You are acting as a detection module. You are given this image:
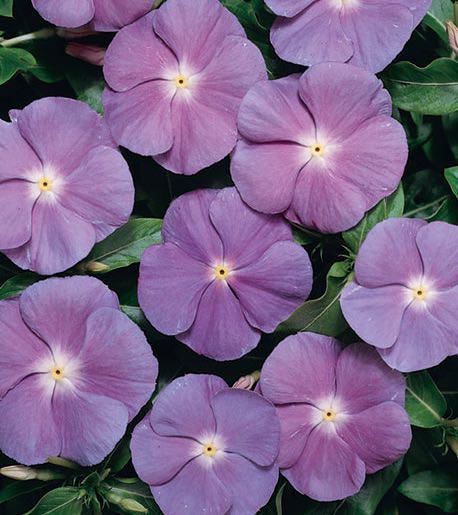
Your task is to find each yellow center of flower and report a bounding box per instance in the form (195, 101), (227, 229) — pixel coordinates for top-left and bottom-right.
(175, 75), (188, 89)
(38, 177), (53, 192)
(412, 286), (428, 301)
(310, 143), (325, 157)
(322, 409), (336, 422)
(214, 264), (230, 281)
(51, 366), (65, 381)
(202, 443), (217, 457)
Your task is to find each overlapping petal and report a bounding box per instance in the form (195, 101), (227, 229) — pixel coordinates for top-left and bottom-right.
(32, 0), (94, 28)
(92, 0), (152, 31)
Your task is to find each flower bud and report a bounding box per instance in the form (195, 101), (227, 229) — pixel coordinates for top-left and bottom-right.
(80, 260), (110, 273)
(56, 25), (98, 39)
(446, 21), (458, 56)
(66, 43), (106, 67)
(0, 466), (65, 481)
(232, 371), (260, 390)
(105, 491), (148, 513)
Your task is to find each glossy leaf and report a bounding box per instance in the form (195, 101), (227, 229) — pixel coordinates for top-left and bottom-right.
(0, 273), (41, 301)
(445, 166), (458, 198)
(0, 47), (36, 85)
(422, 0), (453, 43)
(24, 487), (85, 515)
(405, 371), (447, 428)
(0, 0), (13, 17)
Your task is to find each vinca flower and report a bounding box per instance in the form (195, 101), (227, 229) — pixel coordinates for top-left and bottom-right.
(260, 333), (411, 501)
(266, 0), (431, 72)
(32, 0), (152, 31)
(131, 374), (280, 515)
(231, 63), (407, 233)
(102, 0), (266, 175)
(341, 218), (458, 372)
(0, 97), (134, 275)
(138, 187), (313, 361)
(0, 277), (158, 466)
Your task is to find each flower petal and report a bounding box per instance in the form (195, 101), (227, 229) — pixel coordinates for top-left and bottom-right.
(0, 375), (60, 465)
(229, 241), (312, 332)
(103, 13), (178, 92)
(150, 374), (227, 439)
(283, 425), (366, 501)
(209, 188), (293, 268)
(340, 282), (411, 349)
(93, 0), (152, 31)
(19, 276), (118, 358)
(178, 280), (260, 361)
(396, 0), (431, 25)
(162, 189), (223, 265)
(260, 333), (340, 406)
(32, 0), (94, 28)
(103, 81), (174, 157)
(58, 146), (134, 241)
(0, 299), (52, 397)
(336, 402), (411, 474)
(138, 243), (212, 335)
(354, 218), (426, 288)
(335, 343), (407, 413)
(211, 389), (280, 466)
(265, 0), (313, 17)
(426, 286), (458, 342)
(131, 417), (199, 486)
(78, 308), (158, 420)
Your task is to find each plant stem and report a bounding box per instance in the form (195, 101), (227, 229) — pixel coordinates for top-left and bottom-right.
(0, 28), (55, 48)
(403, 194), (450, 218)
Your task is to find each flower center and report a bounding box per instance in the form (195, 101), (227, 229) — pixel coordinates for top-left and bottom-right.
(202, 442), (217, 457)
(310, 143), (325, 157)
(174, 74), (188, 89)
(412, 285), (428, 301)
(322, 408), (336, 422)
(38, 177), (53, 192)
(51, 366), (65, 381)
(214, 264), (230, 281)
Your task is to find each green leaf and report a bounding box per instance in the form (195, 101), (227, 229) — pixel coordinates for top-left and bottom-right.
(80, 218), (162, 274)
(343, 185), (404, 254)
(429, 196), (458, 224)
(445, 166), (458, 198)
(398, 469), (458, 512)
(277, 261), (350, 337)
(0, 0), (13, 17)
(24, 487), (85, 515)
(0, 273), (41, 300)
(405, 371), (447, 428)
(100, 477), (161, 514)
(0, 481), (51, 504)
(0, 47), (36, 85)
(104, 436), (132, 474)
(383, 59), (458, 115)
(422, 0), (453, 43)
(65, 60), (105, 114)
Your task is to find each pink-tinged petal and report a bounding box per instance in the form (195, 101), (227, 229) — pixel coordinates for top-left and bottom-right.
(335, 116), (407, 208)
(151, 374), (227, 439)
(299, 63), (392, 141)
(276, 404), (321, 468)
(58, 146), (134, 241)
(229, 241), (312, 332)
(151, 456), (232, 515)
(0, 120), (41, 181)
(103, 13), (178, 92)
(335, 343), (407, 413)
(211, 389), (280, 466)
(396, 0), (432, 25)
(19, 276), (119, 358)
(17, 97), (114, 177)
(32, 0), (94, 28)
(103, 81), (174, 157)
(93, 0), (152, 31)
(0, 376), (60, 465)
(53, 387), (128, 466)
(284, 425), (366, 501)
(379, 304), (456, 372)
(209, 188), (292, 268)
(0, 180), (36, 249)
(162, 189), (223, 264)
(260, 333), (340, 406)
(5, 197), (96, 275)
(231, 140), (307, 214)
(341, 3), (414, 73)
(236, 75), (314, 144)
(0, 300), (51, 397)
(340, 283), (411, 349)
(426, 287), (458, 341)
(337, 402), (411, 474)
(354, 218), (426, 288)
(416, 222), (458, 289)
(152, 0), (244, 73)
(214, 453), (278, 515)
(265, 0), (313, 17)
(270, 3), (353, 68)
(287, 158), (368, 234)
(178, 280), (260, 361)
(138, 243), (212, 335)
(131, 418), (199, 486)
(78, 308), (157, 420)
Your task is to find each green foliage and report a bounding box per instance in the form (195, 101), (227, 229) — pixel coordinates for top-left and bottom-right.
(24, 487), (85, 515)
(445, 166), (458, 198)
(0, 47), (35, 85)
(405, 371), (447, 428)
(0, 0), (13, 17)
(0, 272), (41, 301)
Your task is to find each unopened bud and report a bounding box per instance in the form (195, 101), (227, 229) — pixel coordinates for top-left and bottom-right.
(447, 435), (458, 458)
(0, 466), (65, 481)
(105, 491), (147, 513)
(56, 25), (98, 39)
(446, 21), (458, 56)
(80, 260), (109, 273)
(66, 43), (106, 66)
(233, 371), (260, 390)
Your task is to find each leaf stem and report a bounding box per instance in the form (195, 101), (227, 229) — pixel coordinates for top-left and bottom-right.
(0, 28), (56, 48)
(403, 194), (450, 217)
